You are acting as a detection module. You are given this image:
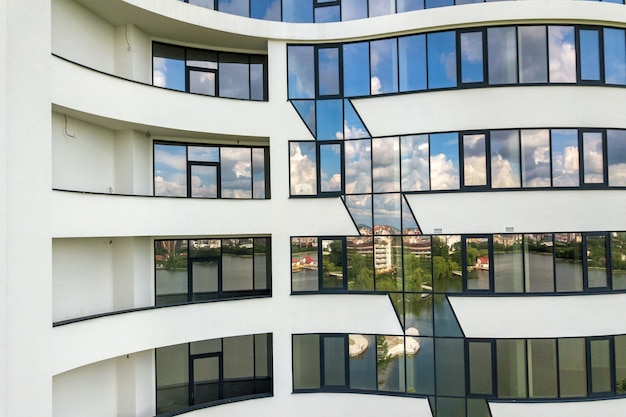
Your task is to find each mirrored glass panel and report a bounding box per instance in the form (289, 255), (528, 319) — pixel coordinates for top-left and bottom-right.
(496, 339), (527, 398)
(370, 38), (399, 94)
(320, 143), (343, 193)
(406, 336), (434, 395)
(427, 31), (457, 89)
(463, 134), (487, 186)
(401, 135), (430, 191)
(586, 234), (608, 288)
(324, 336), (347, 386)
(218, 0), (248, 16)
(344, 139), (372, 194)
(524, 233), (555, 293)
(433, 236), (462, 293)
(288, 46), (315, 99)
(369, 0), (396, 16)
(579, 29), (601, 81)
(290, 142), (317, 195)
(460, 31), (484, 84)
(154, 144), (187, 197)
(527, 339), (558, 398)
(252, 148), (267, 199)
(189, 70), (216, 95)
(222, 240), (254, 292)
(465, 237), (490, 291)
(155, 240), (189, 305)
(494, 234), (524, 293)
(347, 236), (374, 290)
(190, 165), (218, 198)
(291, 237), (319, 291)
(554, 233), (583, 292)
(322, 239), (345, 289)
(551, 129), (579, 187)
(373, 193), (402, 233)
(430, 132), (460, 190)
(219, 54), (250, 99)
(318, 47), (340, 96)
(521, 129), (551, 187)
(348, 334), (376, 389)
(251, 0), (281, 20)
(220, 148), (252, 198)
(374, 236), (402, 291)
(435, 337), (465, 396)
(342, 0), (368, 21)
(345, 194), (373, 232)
(317, 99), (344, 140)
(607, 130), (626, 186)
(315, 5), (340, 22)
(397, 0), (424, 11)
(377, 335), (406, 392)
(558, 338), (587, 398)
(282, 0), (313, 22)
(518, 26), (548, 83)
(343, 42), (371, 97)
(604, 28), (626, 85)
(153, 43), (185, 91)
(611, 233), (626, 290)
(488, 27), (517, 84)
(469, 341), (493, 395)
(491, 130), (521, 188)
(590, 339), (612, 393)
(548, 26), (576, 83)
(372, 137), (400, 192)
(583, 131), (605, 184)
(293, 334), (321, 389)
(399, 34), (427, 92)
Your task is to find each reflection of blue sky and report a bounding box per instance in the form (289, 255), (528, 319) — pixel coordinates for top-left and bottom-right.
(320, 144), (342, 192)
(429, 132), (459, 190)
(345, 194), (373, 229)
(521, 130), (551, 187)
(282, 0), (313, 22)
(315, 5), (340, 22)
(490, 130), (521, 188)
(317, 99), (343, 140)
(342, 0), (367, 21)
(153, 57), (185, 91)
(344, 100), (370, 138)
(548, 26), (576, 82)
(427, 31), (457, 89)
(374, 193), (401, 232)
(604, 28), (626, 85)
(401, 135), (429, 191)
(219, 62), (250, 99)
(218, 0), (248, 16)
(343, 42), (370, 97)
(154, 144), (187, 196)
(399, 35), (426, 92)
(460, 32), (483, 83)
(251, 0), (281, 20)
(288, 46), (314, 99)
(607, 130), (626, 186)
(397, 0), (424, 11)
(290, 142), (317, 195)
(345, 139), (372, 194)
(369, 0), (395, 17)
(551, 130), (579, 187)
(579, 30), (601, 81)
(370, 38), (398, 94)
(292, 100), (316, 136)
(372, 137), (400, 193)
(190, 165), (218, 198)
(318, 48), (340, 96)
(463, 134), (487, 186)
(188, 146), (219, 162)
(221, 148), (252, 198)
(425, 0), (453, 8)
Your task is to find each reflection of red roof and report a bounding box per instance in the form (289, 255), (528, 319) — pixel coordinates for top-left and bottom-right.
(477, 257), (489, 264)
(155, 255), (165, 260)
(302, 256), (315, 264)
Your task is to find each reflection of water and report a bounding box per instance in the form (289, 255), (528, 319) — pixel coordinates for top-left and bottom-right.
(292, 251), (319, 291)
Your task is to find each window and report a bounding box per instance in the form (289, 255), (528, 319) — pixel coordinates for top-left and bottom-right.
(154, 142), (270, 199)
(155, 238), (271, 305)
(156, 334), (272, 415)
(153, 42), (268, 100)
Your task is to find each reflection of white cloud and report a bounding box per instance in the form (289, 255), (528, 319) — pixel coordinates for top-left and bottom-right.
(155, 174), (186, 197)
(191, 175), (218, 197)
(464, 156), (487, 186)
(290, 143), (316, 195)
(154, 148), (186, 171)
(340, 121), (368, 139)
(400, 138), (429, 191)
(491, 155), (519, 188)
(371, 76), (382, 95)
(442, 52), (456, 82)
(552, 145), (580, 187)
(262, 0), (281, 20)
(372, 138), (400, 192)
(461, 35), (482, 63)
(322, 173), (342, 192)
(609, 163), (626, 186)
(233, 160), (251, 178)
(153, 57), (167, 87)
(369, 0), (395, 17)
(345, 139), (372, 194)
(430, 153), (459, 190)
(549, 26), (576, 82)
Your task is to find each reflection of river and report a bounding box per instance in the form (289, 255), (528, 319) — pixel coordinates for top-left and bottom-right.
(292, 251), (319, 291)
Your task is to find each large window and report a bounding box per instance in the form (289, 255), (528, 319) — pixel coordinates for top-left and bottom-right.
(154, 141), (270, 199)
(153, 42), (268, 101)
(155, 238), (271, 305)
(156, 334), (273, 415)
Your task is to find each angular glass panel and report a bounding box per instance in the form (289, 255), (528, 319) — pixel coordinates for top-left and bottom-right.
(315, 5), (340, 22)
(527, 339), (558, 398)
(435, 337), (465, 396)
(377, 335), (406, 392)
(548, 26), (576, 83)
(322, 239), (344, 289)
(253, 238), (269, 290)
(324, 336), (346, 386)
(604, 28), (626, 85)
(370, 38), (399, 94)
(397, 0), (424, 11)
(494, 234), (524, 293)
(221, 147), (251, 198)
(345, 139), (372, 194)
(344, 194), (373, 231)
(318, 47), (340, 96)
(404, 295), (433, 336)
(373, 193), (402, 233)
(401, 196), (420, 234)
(434, 295), (463, 336)
(293, 335), (321, 389)
(435, 397), (465, 417)
(372, 137), (400, 192)
(290, 142), (317, 196)
(615, 335), (626, 394)
(590, 339), (612, 394)
(218, 0), (249, 16)
(219, 56), (250, 99)
(401, 134), (430, 191)
(369, 0), (396, 16)
(153, 43), (185, 91)
(463, 134), (487, 186)
(521, 129), (551, 187)
(488, 27), (517, 84)
(433, 235), (462, 292)
(406, 337), (434, 395)
(342, 0), (368, 21)
(252, 148), (266, 199)
(399, 34), (427, 92)
(465, 237), (490, 291)
(427, 31), (457, 89)
(518, 26), (548, 83)
(190, 165), (218, 198)
(551, 129), (580, 187)
(156, 344), (189, 414)
(349, 334), (376, 389)
(317, 99), (343, 140)
(347, 236), (374, 290)
(467, 399), (490, 417)
(586, 234), (608, 288)
(155, 240), (189, 305)
(580, 29), (601, 81)
(460, 31), (484, 83)
(189, 70), (216, 95)
(469, 341), (493, 395)
(524, 233), (555, 293)
(607, 129), (626, 186)
(611, 232), (626, 290)
(343, 42), (371, 97)
(497, 339), (527, 398)
(319, 143), (342, 193)
(491, 130), (521, 188)
(582, 131), (605, 184)
(292, 100), (316, 136)
(251, 0), (281, 21)
(188, 146), (219, 162)
(343, 100), (370, 138)
(554, 233), (583, 292)
(282, 0), (313, 22)
(558, 338), (587, 397)
(288, 46), (315, 99)
(374, 236), (402, 291)
(154, 144), (187, 197)
(291, 237), (319, 292)
(430, 132), (460, 190)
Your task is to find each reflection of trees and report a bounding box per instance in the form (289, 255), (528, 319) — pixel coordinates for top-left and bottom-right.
(612, 233), (626, 272)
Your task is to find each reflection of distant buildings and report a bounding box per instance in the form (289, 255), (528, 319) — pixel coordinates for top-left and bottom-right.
(475, 256), (489, 270)
(292, 256), (317, 271)
(292, 237), (318, 249)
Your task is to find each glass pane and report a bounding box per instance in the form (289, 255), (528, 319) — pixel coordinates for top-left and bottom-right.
(188, 146), (219, 162)
(317, 99), (343, 140)
(524, 233), (555, 293)
(590, 339), (612, 393)
(343, 42), (370, 96)
(426, 0), (453, 7)
(554, 233), (583, 292)
(582, 131), (605, 184)
(347, 236), (374, 290)
(252, 148), (266, 199)
(189, 70), (216, 95)
(467, 399), (490, 417)
(250, 59), (265, 101)
(493, 234), (523, 293)
(374, 236), (403, 291)
(488, 27), (517, 84)
(521, 129), (551, 188)
(370, 38), (399, 94)
(604, 28), (626, 85)
(342, 0), (368, 20)
(250, 0), (281, 20)
(615, 335), (626, 394)
(221, 148), (252, 198)
(293, 334), (321, 389)
(469, 341), (493, 395)
(373, 193), (402, 233)
(427, 31), (457, 89)
(406, 336), (434, 395)
(460, 31), (484, 83)
(156, 344), (189, 414)
(187, 49), (218, 69)
(377, 335), (406, 392)
(223, 335), (254, 380)
(288, 46), (315, 99)
(324, 336), (346, 386)
(491, 130), (521, 188)
(399, 34), (427, 92)
(548, 26), (576, 83)
(369, 0), (395, 16)
(435, 338), (465, 396)
(318, 47), (340, 96)
(222, 240), (253, 292)
(465, 237), (490, 290)
(497, 339), (527, 398)
(401, 135), (430, 191)
(405, 294), (433, 337)
(155, 240), (189, 305)
(586, 234), (608, 288)
(192, 260), (219, 300)
(345, 139), (372, 194)
(349, 334), (376, 389)
(580, 29), (601, 81)
(430, 132), (460, 190)
(322, 239), (344, 289)
(154, 144), (187, 197)
(218, 0), (249, 16)
(320, 144), (342, 193)
(372, 137), (400, 192)
(434, 295), (463, 336)
(558, 338), (587, 397)
(463, 134), (487, 186)
(551, 129), (579, 187)
(433, 235), (462, 292)
(403, 235), (432, 292)
(255, 334), (271, 378)
(291, 237), (319, 292)
(398, 0), (424, 11)
(344, 194), (373, 231)
(190, 165), (218, 198)
(607, 130), (626, 186)
(188, 0), (215, 8)
(282, 0), (313, 22)
(343, 100), (369, 139)
(527, 339), (558, 398)
(518, 26), (548, 83)
(315, 5), (340, 22)
(219, 60), (250, 99)
(254, 238), (269, 290)
(153, 43), (185, 91)
(193, 356), (220, 404)
(290, 142), (317, 196)
(612, 232), (626, 290)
